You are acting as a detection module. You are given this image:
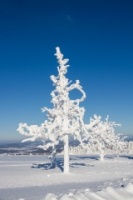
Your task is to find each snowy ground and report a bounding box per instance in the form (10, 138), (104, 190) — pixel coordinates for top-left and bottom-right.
(0, 154), (133, 200)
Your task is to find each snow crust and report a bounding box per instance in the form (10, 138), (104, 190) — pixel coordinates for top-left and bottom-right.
(44, 183), (133, 200)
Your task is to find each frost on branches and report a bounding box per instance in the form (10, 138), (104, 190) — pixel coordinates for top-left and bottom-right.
(17, 47), (87, 173)
(83, 115), (125, 161)
(17, 47), (125, 171)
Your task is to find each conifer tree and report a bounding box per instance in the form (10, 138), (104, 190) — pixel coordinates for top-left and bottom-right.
(17, 47), (87, 173)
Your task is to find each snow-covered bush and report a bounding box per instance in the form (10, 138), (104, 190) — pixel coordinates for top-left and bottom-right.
(83, 115), (125, 161)
(128, 141), (133, 154)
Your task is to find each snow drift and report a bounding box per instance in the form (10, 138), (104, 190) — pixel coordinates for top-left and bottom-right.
(44, 183), (133, 200)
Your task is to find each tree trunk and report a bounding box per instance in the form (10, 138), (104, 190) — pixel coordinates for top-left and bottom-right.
(100, 153), (104, 161)
(51, 148), (57, 168)
(64, 135), (69, 173)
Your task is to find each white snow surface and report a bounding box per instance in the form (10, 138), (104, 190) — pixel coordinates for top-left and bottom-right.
(0, 154), (133, 200)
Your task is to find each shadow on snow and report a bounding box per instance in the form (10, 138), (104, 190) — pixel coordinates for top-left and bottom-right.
(70, 162), (94, 168)
(120, 155), (133, 160)
(31, 158), (64, 172)
(31, 155), (133, 172)
(31, 156), (95, 171)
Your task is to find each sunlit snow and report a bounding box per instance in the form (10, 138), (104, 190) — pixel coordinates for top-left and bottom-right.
(0, 154), (133, 200)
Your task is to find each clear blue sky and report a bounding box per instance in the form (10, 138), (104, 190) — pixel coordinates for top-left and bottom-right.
(0, 0), (133, 142)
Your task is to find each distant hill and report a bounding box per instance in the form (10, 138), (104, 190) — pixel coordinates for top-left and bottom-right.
(0, 141), (63, 155)
(0, 136), (133, 155)
(125, 135), (133, 141)
(0, 141), (46, 155)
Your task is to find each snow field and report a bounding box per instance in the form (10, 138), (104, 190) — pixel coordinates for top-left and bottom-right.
(0, 154), (133, 200)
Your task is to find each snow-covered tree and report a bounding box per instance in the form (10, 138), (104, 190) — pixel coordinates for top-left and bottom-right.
(83, 115), (123, 161)
(17, 47), (87, 173)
